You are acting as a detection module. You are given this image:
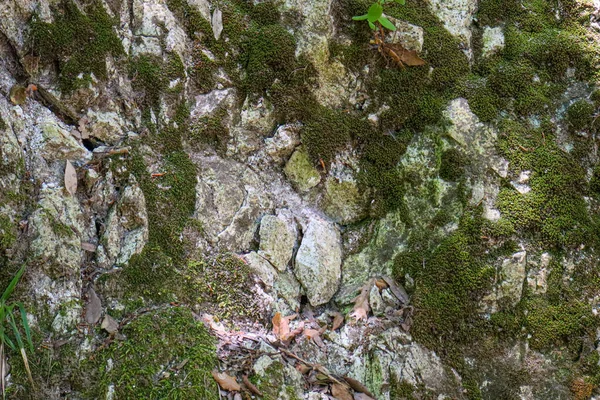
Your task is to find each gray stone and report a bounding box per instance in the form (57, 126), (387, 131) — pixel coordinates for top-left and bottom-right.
(264, 124), (301, 164)
(482, 26), (505, 57)
(258, 214), (297, 271)
(29, 187), (84, 276)
(294, 216), (342, 306)
(369, 285), (385, 317)
(193, 155), (272, 252)
(244, 251), (277, 288)
(98, 183), (148, 268)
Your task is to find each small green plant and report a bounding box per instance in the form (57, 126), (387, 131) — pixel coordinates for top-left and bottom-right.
(0, 265), (33, 398)
(352, 0), (405, 31)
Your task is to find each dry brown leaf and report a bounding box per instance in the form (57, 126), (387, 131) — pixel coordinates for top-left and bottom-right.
(211, 370), (241, 391)
(272, 312), (298, 340)
(331, 383), (354, 400)
(354, 393), (375, 400)
(381, 276), (410, 304)
(304, 328), (325, 348)
(398, 46), (427, 66)
(81, 242), (97, 252)
(101, 315), (119, 334)
(331, 312), (344, 331)
(296, 363), (311, 375)
(344, 376), (376, 398)
(374, 279), (388, 290)
(64, 160), (77, 196)
(351, 279), (374, 321)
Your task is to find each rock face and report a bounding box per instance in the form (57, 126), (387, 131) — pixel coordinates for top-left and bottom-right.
(1, 0), (600, 398)
(294, 216), (342, 306)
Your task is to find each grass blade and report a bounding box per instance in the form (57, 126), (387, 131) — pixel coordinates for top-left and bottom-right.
(0, 265), (25, 303)
(8, 315), (33, 387)
(17, 304), (33, 352)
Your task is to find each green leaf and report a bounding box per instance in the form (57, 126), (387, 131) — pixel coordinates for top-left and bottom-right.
(352, 14), (369, 20)
(367, 3), (383, 22)
(0, 331), (15, 351)
(8, 314), (24, 351)
(396, 0), (406, 4)
(18, 304), (33, 352)
(0, 266), (25, 303)
(378, 16), (396, 31)
(368, 21), (376, 30)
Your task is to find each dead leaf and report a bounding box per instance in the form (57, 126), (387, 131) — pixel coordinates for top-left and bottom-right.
(242, 375), (263, 397)
(397, 45), (427, 66)
(100, 315), (119, 334)
(304, 328), (325, 348)
(331, 312), (344, 331)
(344, 376), (376, 398)
(331, 383), (354, 400)
(212, 8), (223, 40)
(296, 363), (311, 375)
(354, 393), (375, 400)
(272, 312), (298, 341)
(84, 288), (102, 324)
(351, 279), (374, 321)
(381, 276), (409, 304)
(374, 279), (388, 290)
(81, 242), (97, 252)
(64, 160), (77, 196)
(211, 370), (241, 391)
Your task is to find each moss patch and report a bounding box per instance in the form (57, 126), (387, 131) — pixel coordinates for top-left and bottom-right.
(28, 0), (123, 93)
(86, 307), (218, 399)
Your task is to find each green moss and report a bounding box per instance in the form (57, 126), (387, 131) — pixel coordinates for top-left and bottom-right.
(496, 121), (593, 248)
(301, 107), (354, 165)
(389, 380), (417, 400)
(124, 122), (197, 301)
(86, 307), (218, 399)
(0, 115), (6, 131)
(182, 256), (262, 321)
(241, 24), (297, 95)
(188, 108), (230, 151)
(129, 53), (185, 115)
(439, 148), (467, 181)
(250, 1), (281, 25)
(28, 0), (123, 93)
(566, 99), (595, 132)
(0, 215), (16, 251)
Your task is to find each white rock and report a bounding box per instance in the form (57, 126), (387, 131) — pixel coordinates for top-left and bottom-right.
(294, 216), (342, 306)
(482, 26), (505, 57)
(264, 124), (301, 164)
(191, 88), (235, 120)
(427, 0), (477, 60)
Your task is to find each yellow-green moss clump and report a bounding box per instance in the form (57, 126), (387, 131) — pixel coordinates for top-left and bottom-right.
(87, 307), (218, 399)
(28, 0), (123, 93)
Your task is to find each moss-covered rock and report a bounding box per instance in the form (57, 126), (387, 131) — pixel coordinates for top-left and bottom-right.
(88, 307), (219, 399)
(28, 0), (124, 93)
(284, 146), (321, 192)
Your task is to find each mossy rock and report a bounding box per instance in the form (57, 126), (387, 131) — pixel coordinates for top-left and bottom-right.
(284, 146), (321, 192)
(28, 0), (124, 93)
(88, 307), (219, 399)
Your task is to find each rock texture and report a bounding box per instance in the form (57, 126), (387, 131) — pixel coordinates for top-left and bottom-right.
(0, 0), (599, 398)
